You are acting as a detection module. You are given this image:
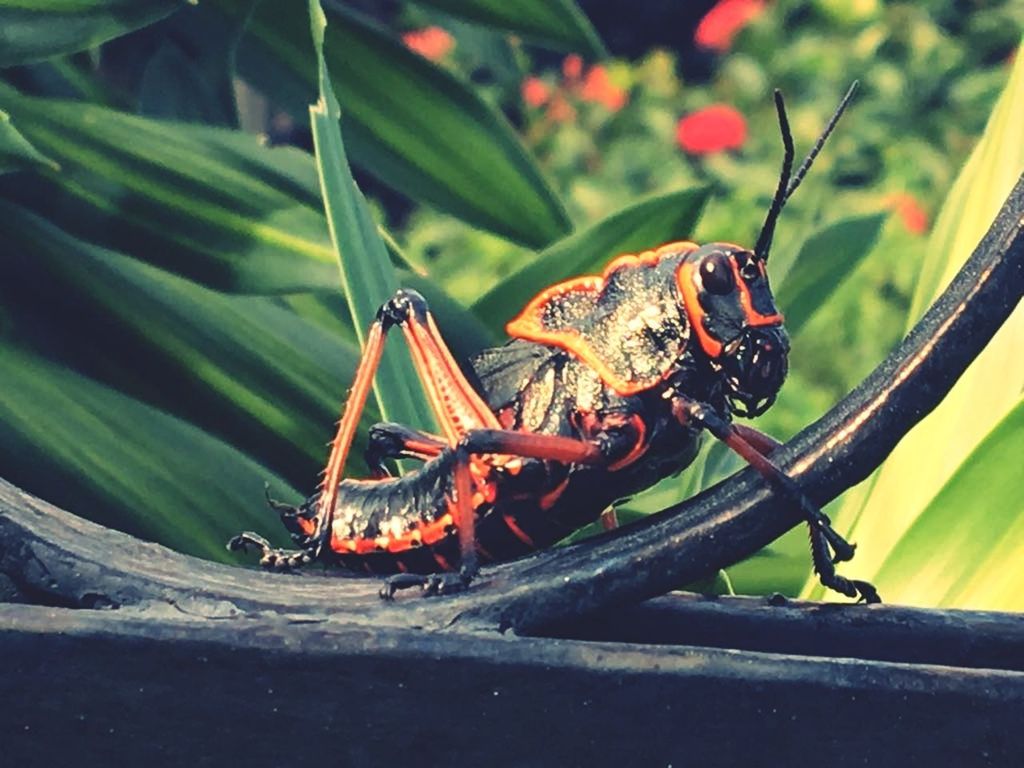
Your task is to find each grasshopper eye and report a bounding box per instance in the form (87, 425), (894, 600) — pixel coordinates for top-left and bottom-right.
(700, 253), (734, 295)
(737, 252), (761, 283)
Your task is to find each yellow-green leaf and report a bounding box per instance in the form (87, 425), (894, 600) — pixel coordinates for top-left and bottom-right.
(802, 48), (1024, 606)
(773, 213), (887, 337)
(872, 395), (1024, 610)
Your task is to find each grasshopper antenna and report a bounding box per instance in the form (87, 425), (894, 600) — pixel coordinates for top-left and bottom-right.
(754, 81), (859, 262)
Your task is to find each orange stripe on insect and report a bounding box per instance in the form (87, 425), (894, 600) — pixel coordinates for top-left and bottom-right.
(731, 258), (783, 328)
(502, 513), (536, 547)
(606, 413), (649, 471)
(420, 512), (456, 546)
(507, 241), (700, 395)
(600, 240), (697, 274)
(432, 552), (454, 571)
(506, 316), (666, 396)
(675, 256), (783, 359)
(539, 477), (570, 510)
(329, 536), (358, 554)
(675, 259), (723, 357)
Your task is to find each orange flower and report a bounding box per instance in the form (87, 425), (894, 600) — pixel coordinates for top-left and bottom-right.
(521, 76), (551, 108)
(402, 26), (454, 61)
(562, 53), (584, 83)
(579, 65), (628, 112)
(546, 93), (577, 124)
(695, 0), (766, 52)
(885, 193), (930, 235)
(676, 105), (748, 155)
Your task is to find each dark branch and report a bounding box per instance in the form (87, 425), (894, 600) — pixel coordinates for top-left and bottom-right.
(457, 172), (1024, 632)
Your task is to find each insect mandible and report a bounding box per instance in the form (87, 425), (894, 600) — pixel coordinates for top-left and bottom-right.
(230, 84), (880, 604)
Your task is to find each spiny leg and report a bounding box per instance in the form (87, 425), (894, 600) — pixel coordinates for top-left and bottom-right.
(313, 288), (499, 556)
(228, 488), (318, 570)
(365, 422), (447, 477)
(435, 428), (610, 596)
(731, 424), (854, 562)
(418, 444), (480, 598)
(315, 312), (392, 552)
(232, 292), (416, 568)
(226, 532), (314, 570)
(678, 400), (856, 561)
(361, 297), (629, 481)
(234, 288), (508, 576)
(263, 483), (316, 529)
(379, 446), (477, 601)
(380, 428), (611, 600)
(809, 525), (881, 604)
(673, 396), (879, 603)
(365, 290), (510, 599)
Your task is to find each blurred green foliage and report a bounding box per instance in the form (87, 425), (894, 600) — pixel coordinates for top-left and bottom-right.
(0, 0), (1021, 608)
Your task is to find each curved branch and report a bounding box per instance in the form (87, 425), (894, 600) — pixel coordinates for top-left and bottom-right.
(458, 172), (1024, 632)
(1, 175), (1022, 635)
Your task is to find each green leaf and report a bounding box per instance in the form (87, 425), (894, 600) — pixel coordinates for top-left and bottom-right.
(871, 395), (1024, 610)
(12, 56), (121, 104)
(0, 0), (190, 67)
(228, 0), (572, 248)
(772, 213), (887, 337)
(403, 272), (497, 358)
(908, 51), (1024, 326)
(137, 41), (235, 124)
(307, 0), (434, 432)
(0, 109), (57, 173)
(0, 342), (301, 561)
(0, 86), (440, 291)
(412, 0), (605, 57)
(134, 5), (255, 127)
(0, 84), (339, 293)
(802, 48), (1024, 605)
(0, 199), (364, 488)
(473, 186), (710, 336)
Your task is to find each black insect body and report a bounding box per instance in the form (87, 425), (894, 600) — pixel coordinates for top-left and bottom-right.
(230, 86), (879, 603)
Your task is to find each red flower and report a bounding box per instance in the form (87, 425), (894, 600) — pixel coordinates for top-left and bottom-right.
(521, 76), (551, 108)
(885, 193), (930, 235)
(562, 54), (584, 83)
(402, 26), (454, 61)
(545, 93), (577, 124)
(676, 105), (748, 155)
(579, 65), (628, 112)
(695, 0), (766, 52)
